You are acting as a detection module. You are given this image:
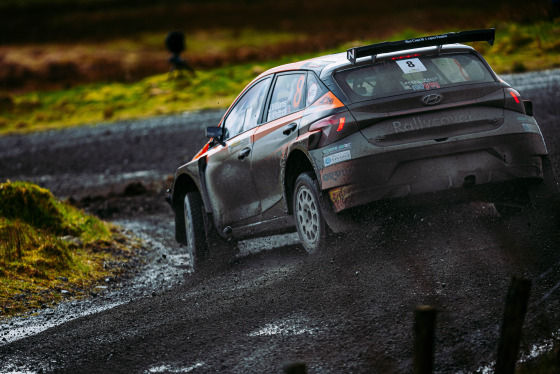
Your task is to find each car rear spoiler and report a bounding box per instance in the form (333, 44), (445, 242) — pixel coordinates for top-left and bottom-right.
(347, 28), (495, 65)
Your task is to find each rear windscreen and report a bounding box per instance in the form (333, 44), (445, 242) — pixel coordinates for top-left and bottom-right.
(334, 53), (495, 102)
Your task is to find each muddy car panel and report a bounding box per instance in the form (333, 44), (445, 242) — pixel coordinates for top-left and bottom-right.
(170, 28), (556, 247)
(308, 93), (547, 211)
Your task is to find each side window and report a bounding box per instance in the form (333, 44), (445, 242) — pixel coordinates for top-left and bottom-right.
(223, 77), (271, 140)
(305, 73), (327, 105)
(267, 73), (306, 122)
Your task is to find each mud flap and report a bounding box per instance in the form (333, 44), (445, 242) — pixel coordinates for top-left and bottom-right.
(318, 189), (360, 233)
(528, 156), (560, 209)
(174, 195), (187, 245)
(201, 211), (237, 267)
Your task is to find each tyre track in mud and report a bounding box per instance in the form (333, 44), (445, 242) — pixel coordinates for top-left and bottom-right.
(0, 70), (559, 373)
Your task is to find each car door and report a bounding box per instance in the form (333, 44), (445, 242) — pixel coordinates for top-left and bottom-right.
(204, 77), (272, 227)
(251, 72), (307, 217)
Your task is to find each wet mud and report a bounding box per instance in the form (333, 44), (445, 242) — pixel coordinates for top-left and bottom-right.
(0, 71), (560, 373)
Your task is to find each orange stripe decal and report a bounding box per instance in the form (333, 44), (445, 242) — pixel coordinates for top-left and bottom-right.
(253, 112), (302, 142)
(304, 91), (344, 115)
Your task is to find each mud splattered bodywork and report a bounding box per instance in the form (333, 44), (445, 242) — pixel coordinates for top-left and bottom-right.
(169, 29), (557, 256)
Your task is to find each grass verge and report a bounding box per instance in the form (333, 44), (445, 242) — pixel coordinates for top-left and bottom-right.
(0, 20), (559, 135)
(0, 181), (141, 319)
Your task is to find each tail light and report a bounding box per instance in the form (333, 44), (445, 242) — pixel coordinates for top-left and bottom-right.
(309, 111), (358, 148)
(504, 88), (526, 114)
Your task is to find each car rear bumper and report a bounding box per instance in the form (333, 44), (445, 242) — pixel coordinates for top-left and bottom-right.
(312, 131), (547, 213)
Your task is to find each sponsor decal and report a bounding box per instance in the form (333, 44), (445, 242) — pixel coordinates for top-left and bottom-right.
(420, 81), (441, 91)
(396, 58), (427, 74)
(393, 114), (472, 133)
(307, 83), (318, 104)
(522, 123), (541, 134)
(329, 186), (352, 212)
(268, 101), (288, 120)
(228, 137), (250, 152)
(405, 35), (448, 44)
(322, 143), (351, 155)
(404, 77), (440, 91)
(324, 150), (351, 166)
(322, 166), (353, 182)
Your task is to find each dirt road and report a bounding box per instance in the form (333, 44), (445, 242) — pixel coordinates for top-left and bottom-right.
(0, 70), (559, 373)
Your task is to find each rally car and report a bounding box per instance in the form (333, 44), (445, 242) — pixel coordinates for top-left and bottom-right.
(168, 28), (558, 269)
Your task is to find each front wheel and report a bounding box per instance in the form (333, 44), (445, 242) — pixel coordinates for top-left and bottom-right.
(184, 191), (208, 270)
(293, 172), (327, 254)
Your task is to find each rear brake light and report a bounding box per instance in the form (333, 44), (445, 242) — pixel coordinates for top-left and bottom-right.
(391, 53), (421, 61)
(337, 117), (346, 132)
(509, 91), (520, 103)
(309, 111), (358, 148)
(504, 88), (526, 114)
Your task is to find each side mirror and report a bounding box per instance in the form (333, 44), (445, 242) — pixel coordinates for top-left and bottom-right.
(206, 126), (226, 146)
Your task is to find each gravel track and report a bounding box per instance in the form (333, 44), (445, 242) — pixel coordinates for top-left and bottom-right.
(0, 70), (559, 373)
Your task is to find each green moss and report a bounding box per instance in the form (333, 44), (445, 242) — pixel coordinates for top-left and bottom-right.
(0, 181), (134, 318)
(1, 20), (559, 135)
(0, 181), (67, 234)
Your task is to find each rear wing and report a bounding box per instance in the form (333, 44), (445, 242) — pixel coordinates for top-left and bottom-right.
(347, 28), (495, 65)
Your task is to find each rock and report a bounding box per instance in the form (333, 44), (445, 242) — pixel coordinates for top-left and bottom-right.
(60, 236), (83, 247)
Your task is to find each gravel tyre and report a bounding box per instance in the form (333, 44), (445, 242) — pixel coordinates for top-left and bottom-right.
(184, 191), (208, 270)
(293, 172), (327, 254)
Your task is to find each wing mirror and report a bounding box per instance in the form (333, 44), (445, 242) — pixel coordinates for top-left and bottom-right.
(206, 126), (226, 146)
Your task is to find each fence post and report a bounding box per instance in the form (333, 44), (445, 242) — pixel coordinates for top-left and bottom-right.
(413, 305), (437, 374)
(284, 361), (306, 374)
(495, 276), (532, 374)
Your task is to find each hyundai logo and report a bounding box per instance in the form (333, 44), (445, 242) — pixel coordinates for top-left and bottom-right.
(422, 93), (443, 106)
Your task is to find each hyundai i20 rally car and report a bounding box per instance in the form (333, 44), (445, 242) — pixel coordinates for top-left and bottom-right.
(168, 28), (558, 269)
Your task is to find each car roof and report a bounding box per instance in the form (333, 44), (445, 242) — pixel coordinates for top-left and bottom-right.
(255, 44), (477, 81)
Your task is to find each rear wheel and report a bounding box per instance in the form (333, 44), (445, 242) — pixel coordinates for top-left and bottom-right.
(184, 191), (208, 270)
(293, 172), (327, 254)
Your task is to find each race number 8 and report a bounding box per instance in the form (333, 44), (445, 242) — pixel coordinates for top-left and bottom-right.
(293, 75), (305, 108)
(396, 58), (427, 74)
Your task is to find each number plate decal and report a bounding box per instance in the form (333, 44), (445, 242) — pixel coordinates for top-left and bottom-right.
(396, 58), (427, 74)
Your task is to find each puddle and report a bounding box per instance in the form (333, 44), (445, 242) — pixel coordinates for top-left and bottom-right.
(248, 316), (318, 337)
(0, 216), (189, 350)
(0, 301), (126, 345)
(237, 232), (300, 256)
(469, 328), (560, 374)
(147, 362), (205, 373)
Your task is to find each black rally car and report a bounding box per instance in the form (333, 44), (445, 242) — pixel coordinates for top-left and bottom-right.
(168, 28), (558, 269)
